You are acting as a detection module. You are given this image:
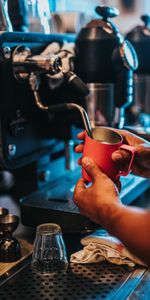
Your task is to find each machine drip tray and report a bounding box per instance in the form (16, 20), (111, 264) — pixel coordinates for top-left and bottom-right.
(20, 169), (150, 232)
(0, 258), (146, 300)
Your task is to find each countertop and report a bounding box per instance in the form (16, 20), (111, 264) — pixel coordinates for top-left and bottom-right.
(0, 187), (150, 299)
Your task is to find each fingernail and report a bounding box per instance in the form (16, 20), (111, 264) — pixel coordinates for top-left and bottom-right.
(82, 157), (93, 167)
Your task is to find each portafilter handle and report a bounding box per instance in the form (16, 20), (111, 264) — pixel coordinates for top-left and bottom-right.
(63, 71), (89, 97)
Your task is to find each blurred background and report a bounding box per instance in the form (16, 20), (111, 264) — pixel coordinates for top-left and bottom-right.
(17, 0), (150, 35)
(48, 0), (150, 33)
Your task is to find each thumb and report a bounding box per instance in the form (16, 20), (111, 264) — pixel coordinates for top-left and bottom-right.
(82, 157), (104, 181)
(74, 178), (86, 202)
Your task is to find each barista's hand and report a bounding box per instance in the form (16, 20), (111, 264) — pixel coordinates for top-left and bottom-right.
(74, 157), (121, 226)
(112, 129), (150, 178)
(75, 130), (150, 178)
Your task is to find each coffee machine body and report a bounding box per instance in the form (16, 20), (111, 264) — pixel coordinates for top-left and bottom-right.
(75, 24), (116, 127)
(75, 6), (138, 128)
(0, 31), (101, 232)
(0, 30), (149, 232)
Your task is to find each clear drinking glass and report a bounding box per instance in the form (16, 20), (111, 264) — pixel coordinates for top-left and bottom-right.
(32, 223), (68, 274)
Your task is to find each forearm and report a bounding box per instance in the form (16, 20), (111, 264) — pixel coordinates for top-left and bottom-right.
(101, 203), (150, 265)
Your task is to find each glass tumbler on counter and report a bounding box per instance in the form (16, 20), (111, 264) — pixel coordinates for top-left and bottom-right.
(32, 223), (68, 274)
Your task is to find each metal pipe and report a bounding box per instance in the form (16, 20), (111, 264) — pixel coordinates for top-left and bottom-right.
(48, 102), (93, 138)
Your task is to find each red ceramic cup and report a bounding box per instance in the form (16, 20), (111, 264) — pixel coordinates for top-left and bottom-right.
(82, 127), (135, 182)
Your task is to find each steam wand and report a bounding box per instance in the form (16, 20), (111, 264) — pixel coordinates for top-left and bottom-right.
(29, 73), (93, 138)
(48, 103), (93, 139)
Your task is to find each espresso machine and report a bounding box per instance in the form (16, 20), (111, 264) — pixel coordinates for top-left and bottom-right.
(0, 5), (150, 233)
(126, 15), (150, 134)
(0, 28), (97, 232)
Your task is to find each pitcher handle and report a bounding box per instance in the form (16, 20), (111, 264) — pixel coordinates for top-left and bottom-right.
(117, 144), (135, 177)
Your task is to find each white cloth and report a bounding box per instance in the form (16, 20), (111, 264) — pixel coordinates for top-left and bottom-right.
(70, 231), (145, 267)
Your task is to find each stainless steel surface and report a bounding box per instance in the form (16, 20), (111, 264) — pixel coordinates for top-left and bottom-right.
(92, 127), (122, 144)
(67, 103), (92, 138)
(0, 250), (146, 300)
(114, 268), (147, 300)
(114, 107), (126, 129)
(133, 74), (150, 133)
(133, 74), (150, 115)
(0, 214), (19, 233)
(0, 214), (21, 262)
(8, 144), (16, 156)
(0, 208), (9, 216)
(29, 74), (48, 111)
(86, 83), (115, 127)
(2, 46), (11, 59)
(12, 45), (61, 78)
(65, 140), (75, 170)
(128, 270), (150, 300)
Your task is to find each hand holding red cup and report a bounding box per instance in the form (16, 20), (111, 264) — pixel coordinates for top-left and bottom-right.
(82, 127), (135, 182)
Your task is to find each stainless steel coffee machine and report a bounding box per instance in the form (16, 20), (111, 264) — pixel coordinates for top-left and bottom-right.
(75, 6), (138, 129)
(0, 15), (149, 233)
(126, 15), (150, 133)
(0, 30), (98, 232)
